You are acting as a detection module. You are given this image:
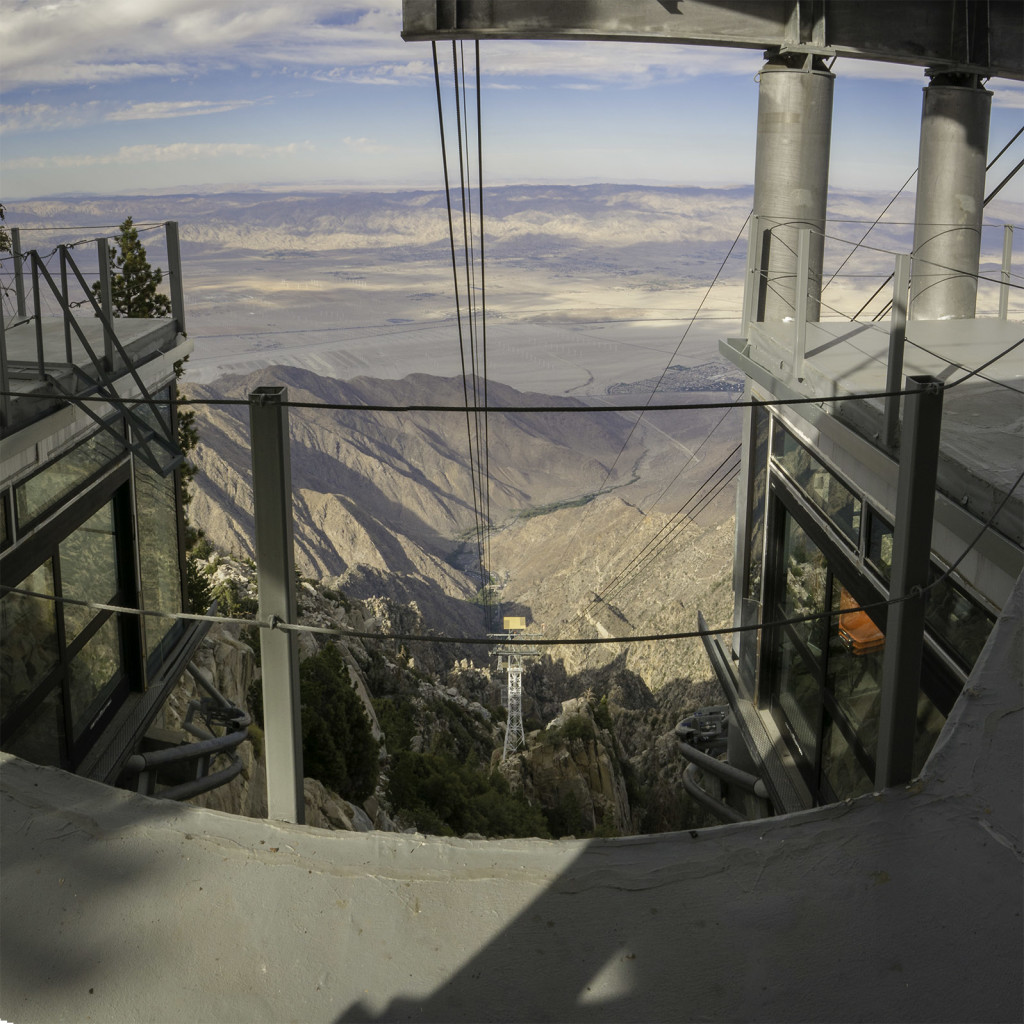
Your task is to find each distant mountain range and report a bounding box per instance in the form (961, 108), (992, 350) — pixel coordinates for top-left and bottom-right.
(187, 365), (739, 681)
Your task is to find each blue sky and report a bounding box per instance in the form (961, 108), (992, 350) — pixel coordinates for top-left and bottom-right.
(2, 0), (1022, 200)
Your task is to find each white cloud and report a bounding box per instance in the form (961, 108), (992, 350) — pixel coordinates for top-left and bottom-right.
(108, 99), (261, 121)
(991, 82), (1024, 109)
(342, 136), (389, 153)
(0, 101), (101, 133)
(5, 140), (314, 169)
(1, 0), (403, 89)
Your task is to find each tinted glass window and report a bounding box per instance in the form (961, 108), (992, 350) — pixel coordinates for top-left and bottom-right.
(16, 427), (124, 528)
(772, 424), (861, 547)
(0, 561), (58, 720)
(866, 508), (995, 672)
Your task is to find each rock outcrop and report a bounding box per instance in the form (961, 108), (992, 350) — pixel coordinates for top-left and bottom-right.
(501, 697), (631, 835)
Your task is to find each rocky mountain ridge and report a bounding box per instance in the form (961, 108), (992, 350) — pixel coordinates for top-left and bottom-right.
(178, 552), (721, 837)
(187, 365), (739, 678)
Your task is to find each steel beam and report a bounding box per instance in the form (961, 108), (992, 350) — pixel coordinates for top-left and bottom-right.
(403, 1), (1023, 81)
(875, 375), (944, 790)
(250, 386), (305, 824)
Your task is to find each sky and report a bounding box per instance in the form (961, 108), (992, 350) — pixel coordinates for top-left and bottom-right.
(2, 0), (1022, 200)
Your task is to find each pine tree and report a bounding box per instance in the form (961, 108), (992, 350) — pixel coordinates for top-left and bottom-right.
(92, 216), (171, 318)
(0, 203), (10, 254)
(94, 216), (207, 604)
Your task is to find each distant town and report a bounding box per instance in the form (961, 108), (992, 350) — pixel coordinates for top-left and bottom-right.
(608, 360), (744, 394)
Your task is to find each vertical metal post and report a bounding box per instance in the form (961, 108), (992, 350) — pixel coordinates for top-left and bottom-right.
(97, 237), (115, 370)
(742, 215), (761, 332)
(756, 226), (772, 324)
(31, 253), (44, 376)
(883, 254), (912, 448)
(0, 308), (9, 429)
(165, 221), (186, 335)
(11, 228), (26, 318)
(59, 247), (72, 362)
(250, 386), (305, 824)
(998, 225), (1013, 320)
(875, 375), (944, 790)
(793, 227), (811, 380)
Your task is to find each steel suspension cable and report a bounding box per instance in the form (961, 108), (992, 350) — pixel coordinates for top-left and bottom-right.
(547, 209), (752, 587)
(451, 42), (487, 595)
(474, 40), (494, 627)
(434, 41), (487, 598)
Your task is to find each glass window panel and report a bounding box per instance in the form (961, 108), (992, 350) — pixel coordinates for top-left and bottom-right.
(772, 424), (861, 547)
(3, 687), (63, 768)
(776, 635), (821, 764)
(135, 441), (182, 660)
(923, 574), (995, 673)
(912, 696), (947, 777)
(867, 509), (994, 672)
(780, 515), (828, 656)
(772, 514), (828, 767)
(746, 405), (770, 603)
(821, 714), (874, 800)
(69, 616), (121, 735)
(60, 502), (118, 644)
(866, 508), (893, 582)
(827, 580), (883, 765)
(15, 427), (124, 527)
(1, 561), (58, 719)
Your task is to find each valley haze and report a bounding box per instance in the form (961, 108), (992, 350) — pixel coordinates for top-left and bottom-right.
(9, 183), (1017, 394)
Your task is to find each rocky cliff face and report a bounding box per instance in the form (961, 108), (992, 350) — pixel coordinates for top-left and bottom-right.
(500, 697), (632, 835)
(186, 367), (740, 689)
(179, 367), (739, 834)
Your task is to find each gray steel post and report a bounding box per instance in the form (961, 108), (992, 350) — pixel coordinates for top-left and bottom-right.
(31, 253), (44, 375)
(97, 237), (115, 370)
(793, 227), (810, 379)
(874, 375), (944, 791)
(742, 214), (761, 330)
(250, 386), (305, 824)
(882, 254), (911, 448)
(910, 74), (991, 320)
(11, 228), (26, 318)
(752, 56), (833, 322)
(998, 225), (1013, 320)
(59, 247), (72, 362)
(0, 305), (8, 429)
(165, 221), (186, 335)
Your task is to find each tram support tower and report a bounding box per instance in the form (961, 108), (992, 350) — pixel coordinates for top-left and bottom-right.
(489, 617), (541, 761)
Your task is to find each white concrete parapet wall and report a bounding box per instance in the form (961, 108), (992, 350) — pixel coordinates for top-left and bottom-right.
(1, 575), (1021, 1023)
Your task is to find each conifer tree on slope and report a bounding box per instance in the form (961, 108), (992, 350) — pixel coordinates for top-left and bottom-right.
(92, 216), (171, 318)
(96, 216), (208, 606)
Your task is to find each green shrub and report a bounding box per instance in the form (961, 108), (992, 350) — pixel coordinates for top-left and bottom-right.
(186, 557), (214, 613)
(299, 644), (379, 802)
(560, 714), (595, 744)
(386, 750), (549, 839)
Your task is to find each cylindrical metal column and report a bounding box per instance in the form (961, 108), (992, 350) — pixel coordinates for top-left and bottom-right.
(910, 74), (991, 320)
(751, 55), (834, 323)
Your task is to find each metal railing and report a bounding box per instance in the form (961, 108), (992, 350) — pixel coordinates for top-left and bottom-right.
(122, 664), (252, 801)
(1, 222), (185, 433)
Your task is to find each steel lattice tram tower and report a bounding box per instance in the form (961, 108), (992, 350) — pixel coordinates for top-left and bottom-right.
(489, 617), (541, 760)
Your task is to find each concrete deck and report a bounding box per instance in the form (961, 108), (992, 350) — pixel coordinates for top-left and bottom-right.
(2, 576), (1021, 1023)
